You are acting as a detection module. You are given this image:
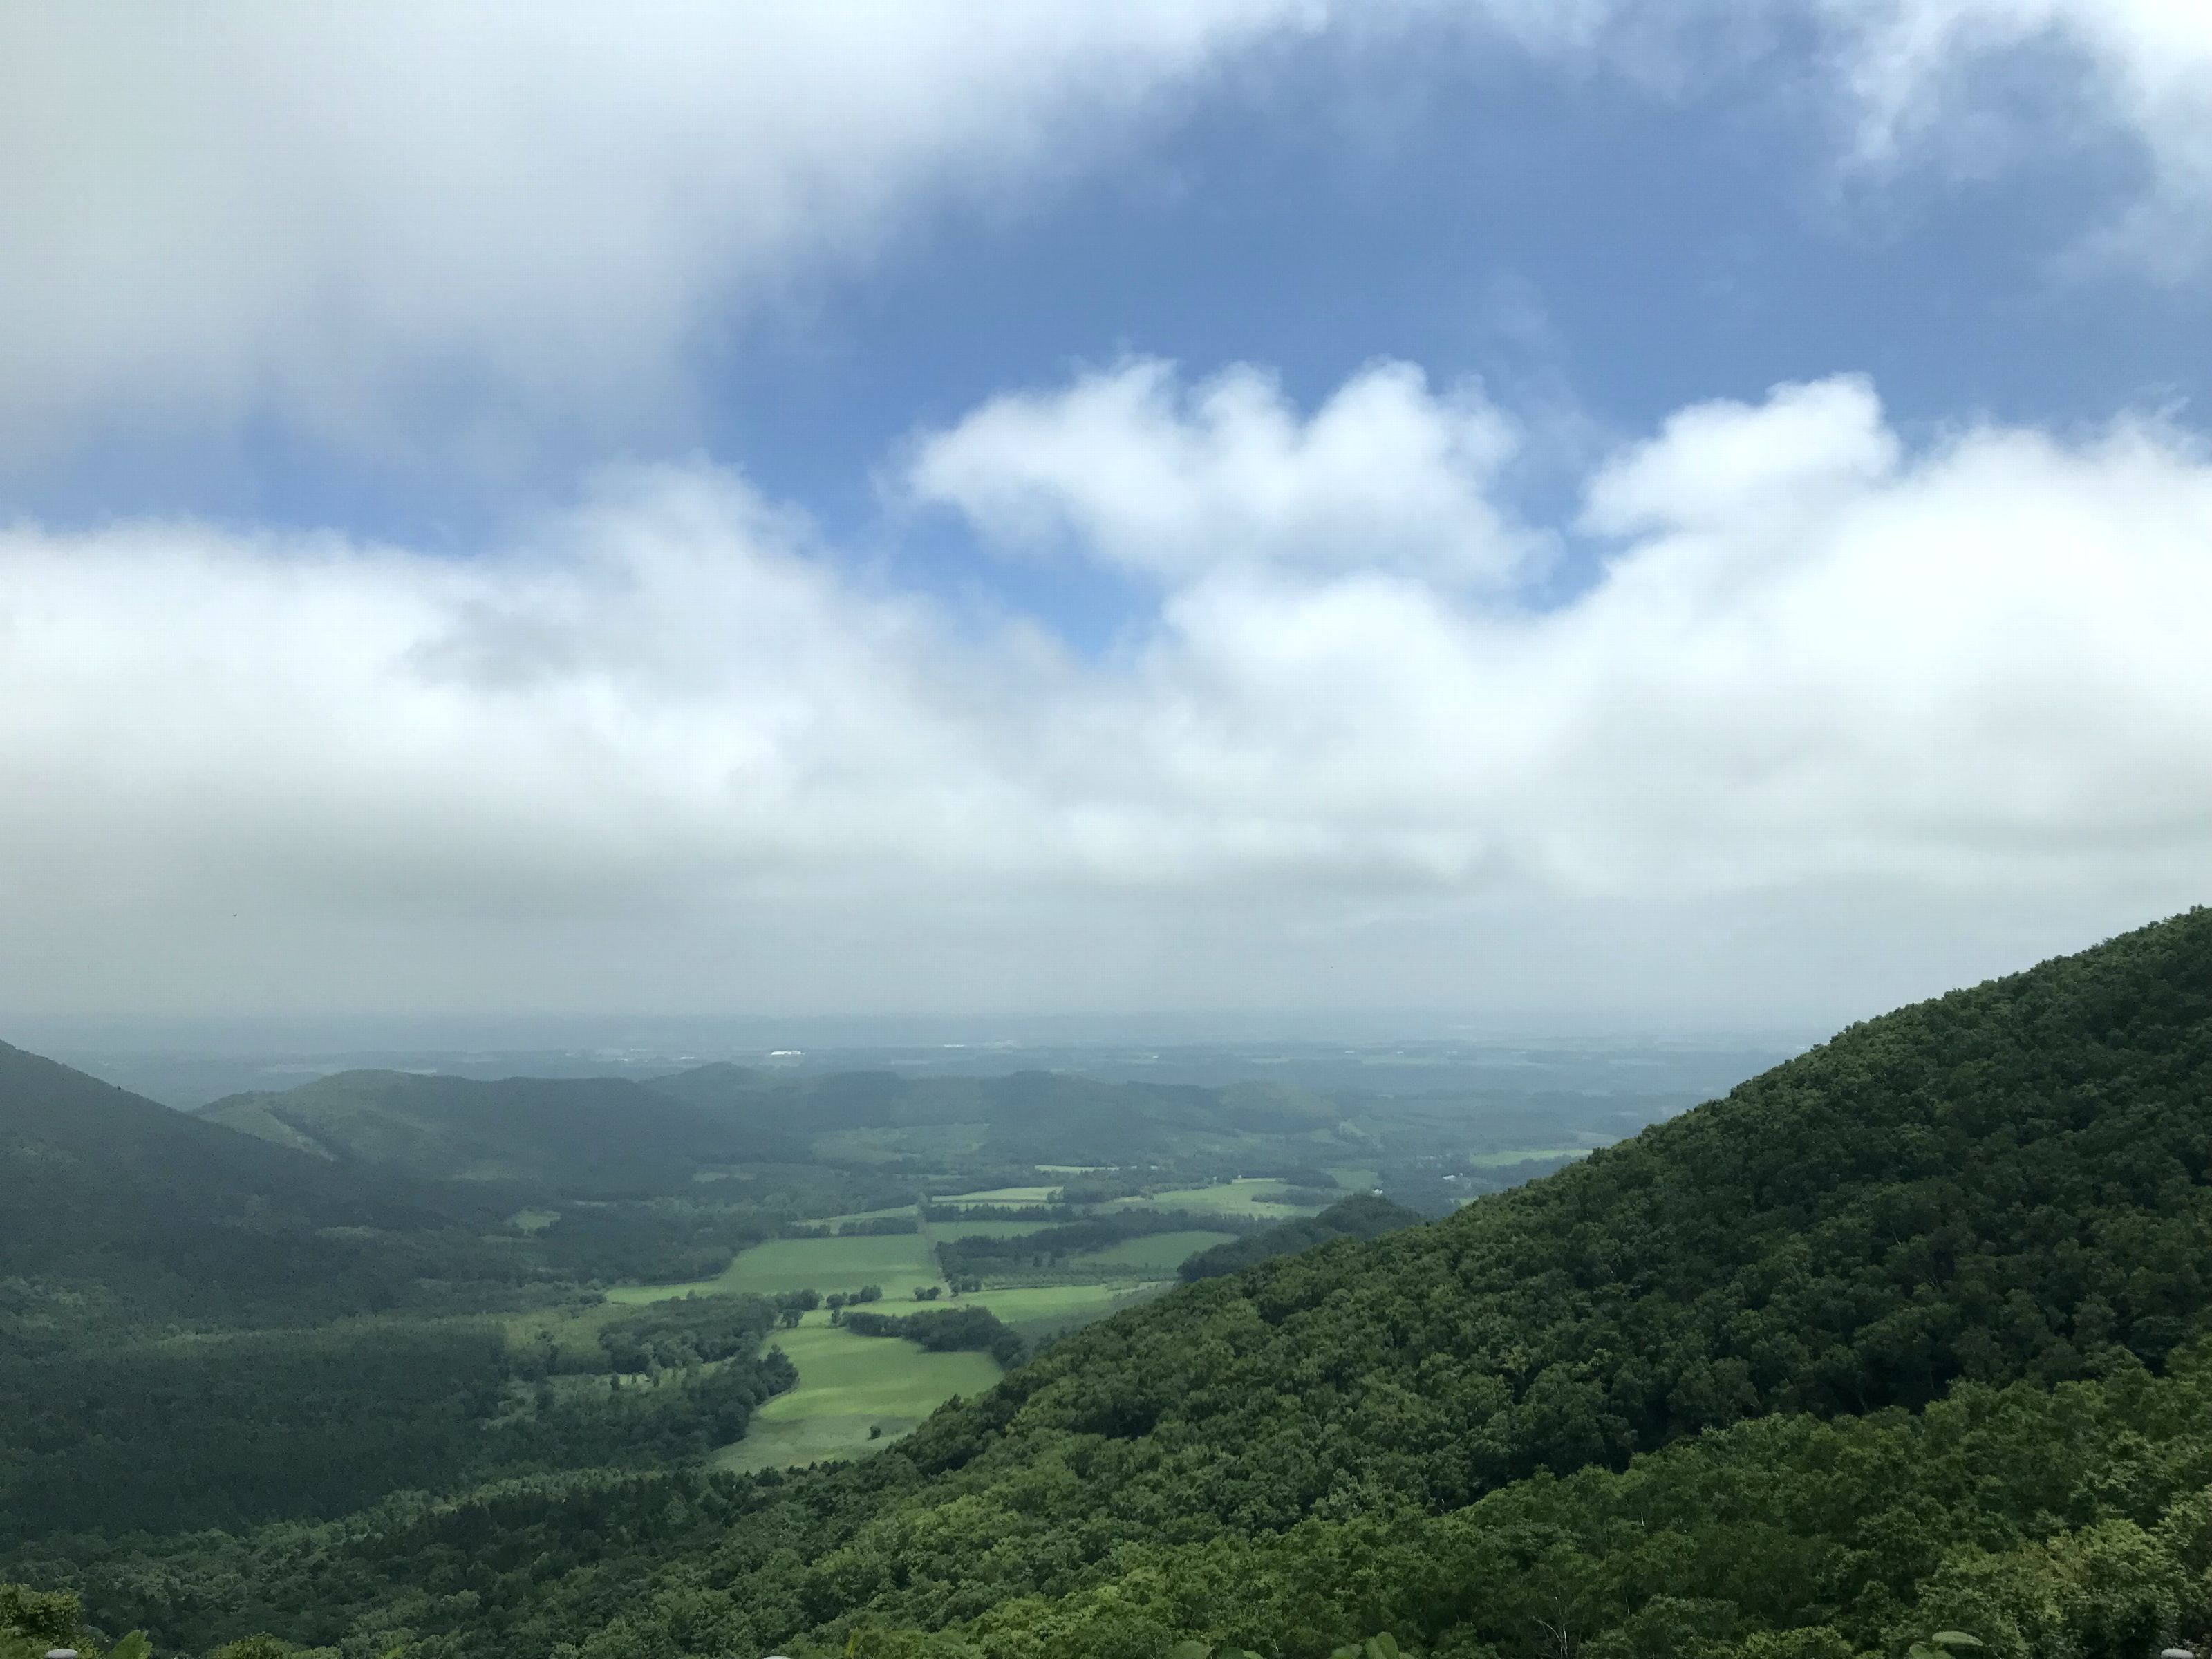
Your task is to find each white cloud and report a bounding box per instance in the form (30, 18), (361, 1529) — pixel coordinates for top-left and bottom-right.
(0, 1), (1327, 464)
(4, 372), (2208, 1022)
(906, 358), (1533, 585)
(3, 0), (2207, 479)
(1580, 376), (1900, 537)
(1819, 0), (2212, 273)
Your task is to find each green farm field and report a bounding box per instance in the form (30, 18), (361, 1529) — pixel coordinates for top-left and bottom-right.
(926, 1217), (1046, 1240)
(606, 1231), (941, 1304)
(715, 1318), (1000, 1472)
(965, 1280), (1170, 1335)
(937, 1184), (1062, 1206)
(1111, 1177), (1316, 1218)
(1466, 1146), (1593, 1167)
(816, 1203), (924, 1226)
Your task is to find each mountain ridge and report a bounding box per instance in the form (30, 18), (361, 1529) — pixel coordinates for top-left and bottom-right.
(0, 1040), (484, 1337)
(198, 1067), (807, 1194)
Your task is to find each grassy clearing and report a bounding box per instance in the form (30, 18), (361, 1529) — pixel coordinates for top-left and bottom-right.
(606, 1232), (942, 1305)
(717, 1412), (908, 1470)
(1111, 1177), (1317, 1218)
(816, 1203), (922, 1226)
(1326, 1166), (1381, 1191)
(965, 1281), (1168, 1335)
(508, 1208), (559, 1233)
(926, 1217), (1046, 1240)
(1466, 1147), (1593, 1168)
(715, 1319), (999, 1472)
(937, 1184), (1062, 1206)
(1068, 1230), (1237, 1273)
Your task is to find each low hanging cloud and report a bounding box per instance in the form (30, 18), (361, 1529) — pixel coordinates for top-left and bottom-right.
(5, 367), (2208, 1020)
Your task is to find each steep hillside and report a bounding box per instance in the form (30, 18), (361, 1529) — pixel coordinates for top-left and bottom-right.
(34, 909), (2212, 1659)
(201, 1069), (803, 1195)
(0, 1042), (475, 1336)
(859, 907), (2212, 1517)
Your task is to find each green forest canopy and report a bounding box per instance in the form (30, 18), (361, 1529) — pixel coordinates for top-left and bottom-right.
(8, 908), (2212, 1659)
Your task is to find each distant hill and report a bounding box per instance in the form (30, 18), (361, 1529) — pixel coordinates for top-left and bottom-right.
(200, 1068), (806, 1196)
(0, 1041), (467, 1335)
(648, 1061), (1339, 1163)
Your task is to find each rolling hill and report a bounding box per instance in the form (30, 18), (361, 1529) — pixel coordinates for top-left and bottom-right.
(648, 1061), (1340, 1159)
(0, 1040), (478, 1337)
(200, 1067), (806, 1195)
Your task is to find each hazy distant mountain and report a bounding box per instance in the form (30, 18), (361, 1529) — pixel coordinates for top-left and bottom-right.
(200, 1067), (806, 1197)
(0, 1040), (462, 1331)
(648, 1061), (1340, 1163)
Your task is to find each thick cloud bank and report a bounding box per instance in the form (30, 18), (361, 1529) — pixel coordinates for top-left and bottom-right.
(6, 372), (2206, 1019)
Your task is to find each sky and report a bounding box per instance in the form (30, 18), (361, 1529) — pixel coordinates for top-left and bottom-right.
(2, 0), (2209, 1036)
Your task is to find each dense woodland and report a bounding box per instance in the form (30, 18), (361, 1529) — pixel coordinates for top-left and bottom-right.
(1178, 1194), (1424, 1281)
(5, 910), (2211, 1659)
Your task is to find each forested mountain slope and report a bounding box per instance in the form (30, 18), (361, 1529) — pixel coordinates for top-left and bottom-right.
(32, 909), (2211, 1659)
(0, 1042), (473, 1336)
(1, 1041), (421, 1226)
(200, 1069), (803, 1194)
(1179, 1192), (1424, 1280)
(196, 1062), (1327, 1192)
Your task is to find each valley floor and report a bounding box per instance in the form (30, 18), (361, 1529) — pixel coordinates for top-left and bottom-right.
(600, 1191), (1249, 1464)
